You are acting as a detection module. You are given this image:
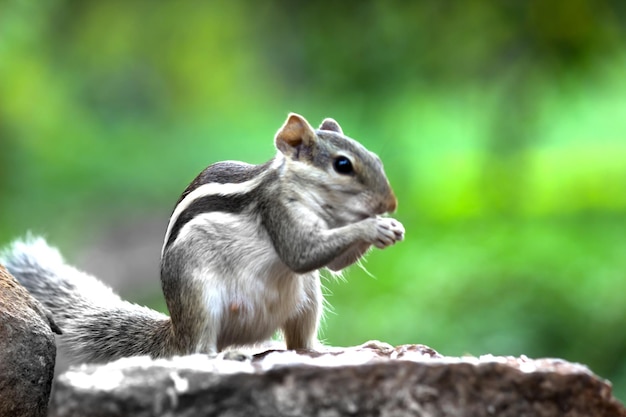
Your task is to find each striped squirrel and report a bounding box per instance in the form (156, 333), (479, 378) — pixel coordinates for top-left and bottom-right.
(1, 113), (404, 364)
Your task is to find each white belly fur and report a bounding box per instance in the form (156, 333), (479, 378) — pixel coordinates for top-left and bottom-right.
(179, 212), (308, 350)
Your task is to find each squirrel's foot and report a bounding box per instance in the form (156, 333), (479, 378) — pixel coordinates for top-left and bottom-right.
(219, 349), (253, 362)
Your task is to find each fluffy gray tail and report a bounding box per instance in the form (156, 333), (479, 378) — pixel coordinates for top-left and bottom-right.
(1, 236), (173, 364)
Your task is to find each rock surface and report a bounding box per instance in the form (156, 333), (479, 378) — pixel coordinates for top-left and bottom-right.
(0, 264), (60, 417)
(51, 341), (625, 417)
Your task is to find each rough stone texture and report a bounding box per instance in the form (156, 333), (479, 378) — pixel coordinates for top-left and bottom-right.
(51, 341), (625, 417)
(0, 264), (60, 417)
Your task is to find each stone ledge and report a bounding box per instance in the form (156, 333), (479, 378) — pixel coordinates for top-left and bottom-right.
(0, 265), (58, 417)
(51, 342), (625, 417)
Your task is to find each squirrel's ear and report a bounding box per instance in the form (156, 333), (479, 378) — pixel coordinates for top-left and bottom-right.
(319, 118), (343, 134)
(275, 113), (317, 157)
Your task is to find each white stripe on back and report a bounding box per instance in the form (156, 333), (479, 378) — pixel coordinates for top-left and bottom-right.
(161, 175), (266, 255)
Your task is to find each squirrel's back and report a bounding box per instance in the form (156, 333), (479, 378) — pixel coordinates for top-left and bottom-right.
(1, 236), (175, 364)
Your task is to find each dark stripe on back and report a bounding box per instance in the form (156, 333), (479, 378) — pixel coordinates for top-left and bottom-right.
(175, 160), (273, 206)
(165, 159), (278, 250)
(166, 193), (255, 249)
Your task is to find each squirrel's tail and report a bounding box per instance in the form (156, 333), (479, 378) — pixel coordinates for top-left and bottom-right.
(1, 236), (174, 364)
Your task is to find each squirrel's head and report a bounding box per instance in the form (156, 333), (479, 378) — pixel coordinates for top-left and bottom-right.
(274, 113), (397, 226)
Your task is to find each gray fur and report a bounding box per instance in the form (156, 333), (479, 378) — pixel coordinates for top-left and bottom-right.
(0, 113), (404, 364)
(160, 113), (403, 353)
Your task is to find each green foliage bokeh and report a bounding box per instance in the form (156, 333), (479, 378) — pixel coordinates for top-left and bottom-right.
(1, 0), (625, 402)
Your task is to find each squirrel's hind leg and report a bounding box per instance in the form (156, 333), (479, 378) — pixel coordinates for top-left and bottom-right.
(282, 272), (322, 350)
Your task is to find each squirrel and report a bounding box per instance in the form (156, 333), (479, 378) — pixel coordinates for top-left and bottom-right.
(0, 113), (405, 364)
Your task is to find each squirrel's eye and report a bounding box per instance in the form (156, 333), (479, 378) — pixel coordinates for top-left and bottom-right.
(333, 156), (353, 175)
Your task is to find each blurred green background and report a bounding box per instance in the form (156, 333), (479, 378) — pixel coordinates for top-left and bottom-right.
(2, 0), (626, 401)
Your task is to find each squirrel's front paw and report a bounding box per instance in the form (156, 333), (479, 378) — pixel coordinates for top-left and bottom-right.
(369, 217), (405, 249)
